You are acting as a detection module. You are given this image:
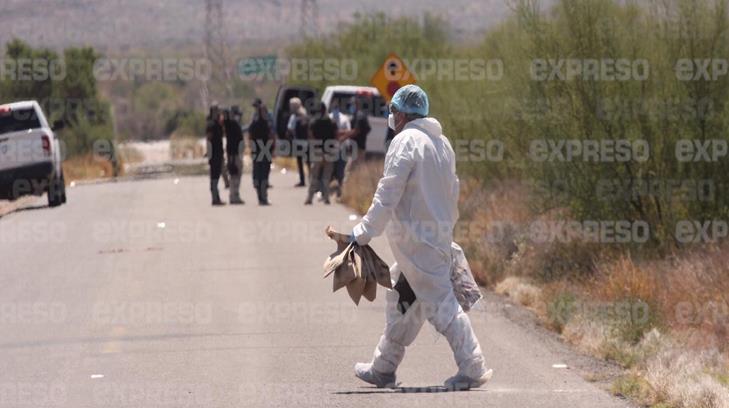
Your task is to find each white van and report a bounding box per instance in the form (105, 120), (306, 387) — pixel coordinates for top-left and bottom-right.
(0, 101), (66, 207)
(272, 85), (390, 155)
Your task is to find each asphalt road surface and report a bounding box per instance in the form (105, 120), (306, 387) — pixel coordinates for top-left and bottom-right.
(0, 171), (630, 408)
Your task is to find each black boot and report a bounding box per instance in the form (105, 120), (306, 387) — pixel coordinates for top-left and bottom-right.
(257, 179), (270, 205)
(211, 179), (225, 206)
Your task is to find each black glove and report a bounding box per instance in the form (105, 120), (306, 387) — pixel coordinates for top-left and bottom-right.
(394, 273), (417, 315)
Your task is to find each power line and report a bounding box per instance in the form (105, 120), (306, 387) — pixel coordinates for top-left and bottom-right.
(300, 0), (320, 39)
(202, 0), (232, 109)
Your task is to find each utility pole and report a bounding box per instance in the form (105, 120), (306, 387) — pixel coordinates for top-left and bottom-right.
(202, 0), (231, 110)
(299, 0), (320, 39)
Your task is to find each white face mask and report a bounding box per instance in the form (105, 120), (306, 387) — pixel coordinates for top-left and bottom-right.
(388, 113), (396, 130)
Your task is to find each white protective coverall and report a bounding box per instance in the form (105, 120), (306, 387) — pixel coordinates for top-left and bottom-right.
(353, 117), (487, 379)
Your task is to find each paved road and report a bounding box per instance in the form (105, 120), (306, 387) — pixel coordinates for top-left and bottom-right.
(0, 171), (630, 408)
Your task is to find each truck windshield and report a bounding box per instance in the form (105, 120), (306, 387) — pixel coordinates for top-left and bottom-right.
(0, 108), (41, 134)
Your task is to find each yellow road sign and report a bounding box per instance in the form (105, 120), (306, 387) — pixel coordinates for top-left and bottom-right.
(370, 53), (417, 103)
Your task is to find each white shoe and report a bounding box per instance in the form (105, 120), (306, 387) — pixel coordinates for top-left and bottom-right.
(354, 363), (397, 388)
(444, 368), (493, 390)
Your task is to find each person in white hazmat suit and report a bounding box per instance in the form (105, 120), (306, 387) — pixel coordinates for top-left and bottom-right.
(351, 85), (493, 390)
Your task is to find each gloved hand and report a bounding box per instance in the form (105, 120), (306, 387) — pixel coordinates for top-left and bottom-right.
(348, 233), (356, 244)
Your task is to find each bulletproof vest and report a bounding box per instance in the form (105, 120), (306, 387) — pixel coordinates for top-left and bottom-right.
(225, 119), (243, 155)
(250, 117), (270, 156)
(207, 120), (224, 159)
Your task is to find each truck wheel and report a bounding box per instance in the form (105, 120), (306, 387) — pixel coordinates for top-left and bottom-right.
(47, 174), (65, 207)
(60, 172), (67, 204)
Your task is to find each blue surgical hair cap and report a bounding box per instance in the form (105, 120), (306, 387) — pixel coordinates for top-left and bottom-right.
(391, 84), (429, 117)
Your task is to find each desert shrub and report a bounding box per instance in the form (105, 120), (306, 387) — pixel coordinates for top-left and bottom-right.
(504, 0), (729, 248)
(456, 180), (531, 285)
(545, 290), (579, 332)
(62, 153), (117, 181)
(174, 111), (207, 138)
(612, 372), (653, 403)
(656, 246), (729, 351)
(510, 239), (600, 283)
(494, 277), (543, 308)
(646, 346), (729, 407)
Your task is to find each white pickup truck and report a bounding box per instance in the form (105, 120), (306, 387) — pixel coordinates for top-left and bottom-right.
(273, 85), (390, 155)
(0, 101), (67, 207)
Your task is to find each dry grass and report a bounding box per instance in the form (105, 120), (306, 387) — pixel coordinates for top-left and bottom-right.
(456, 180), (532, 286)
(62, 154), (118, 182)
(115, 144), (144, 164)
(612, 371), (654, 404)
(581, 248), (729, 352)
(170, 135), (205, 160)
(590, 255), (658, 304)
(340, 159), (384, 215)
(470, 180), (729, 407)
(644, 341), (729, 408)
(457, 178), (605, 286)
(494, 276), (543, 308)
(562, 312), (620, 358)
(546, 256), (729, 407)
(273, 156), (298, 172)
(562, 310), (729, 407)
(658, 248), (729, 352)
(480, 193), (729, 407)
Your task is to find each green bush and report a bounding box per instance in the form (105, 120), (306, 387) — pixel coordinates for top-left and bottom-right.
(0, 39), (114, 159)
(546, 290), (579, 332)
(506, 0), (729, 248)
(611, 373), (652, 401)
(175, 111), (207, 137)
(611, 297), (661, 345)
